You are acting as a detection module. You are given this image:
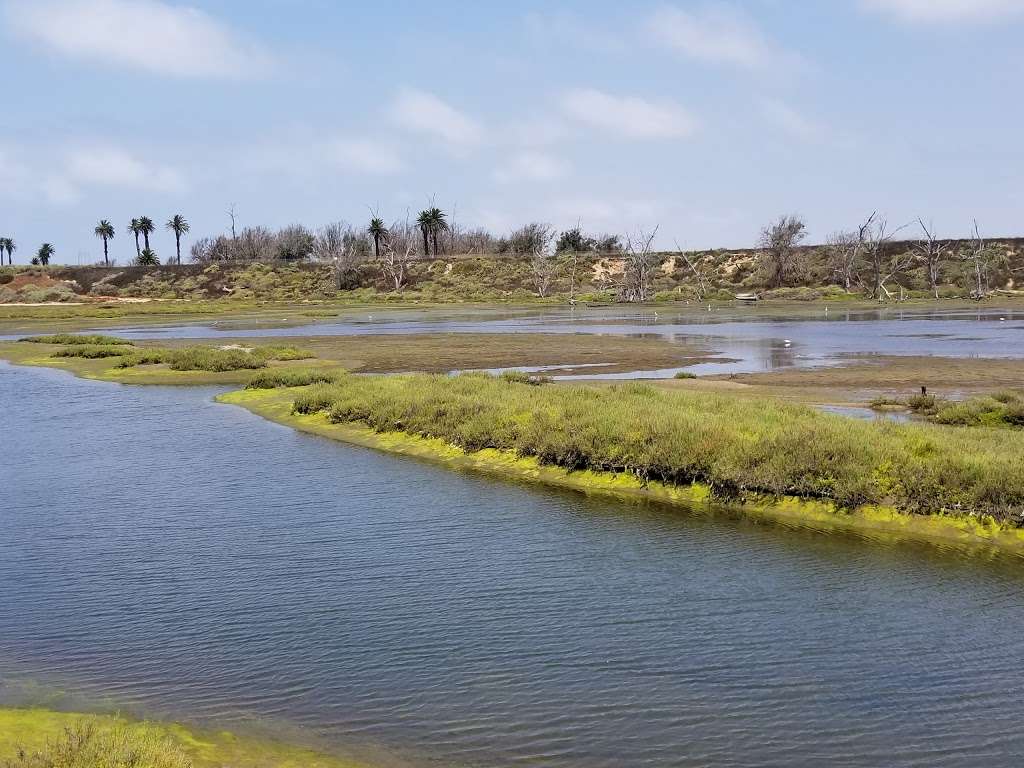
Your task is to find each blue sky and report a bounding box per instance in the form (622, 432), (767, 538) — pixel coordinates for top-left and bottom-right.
(1, 0), (1022, 264)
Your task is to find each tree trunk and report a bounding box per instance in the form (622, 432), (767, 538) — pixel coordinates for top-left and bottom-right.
(103, 237), (109, 266)
(373, 233), (380, 259)
(432, 230), (439, 256)
(134, 234), (141, 257)
(175, 233), (181, 265)
(421, 228), (429, 256)
(143, 232), (150, 250)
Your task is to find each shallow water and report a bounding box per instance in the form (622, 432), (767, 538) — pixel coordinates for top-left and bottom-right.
(77, 305), (1024, 377)
(3, 361), (1024, 766)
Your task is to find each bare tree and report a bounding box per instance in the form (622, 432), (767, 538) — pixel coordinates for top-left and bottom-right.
(313, 222), (367, 289)
(527, 224), (557, 297)
(620, 227), (660, 303)
(674, 241), (713, 301)
(858, 212), (911, 300)
(758, 214), (807, 288)
(236, 226), (276, 262)
(915, 219), (954, 299)
(961, 220), (1001, 299)
(379, 214), (419, 291)
(227, 203), (238, 240)
(826, 231), (860, 291)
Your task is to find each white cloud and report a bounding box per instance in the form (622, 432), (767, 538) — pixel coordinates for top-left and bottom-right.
(326, 139), (403, 175)
(646, 3), (789, 70)
(494, 151), (568, 183)
(66, 146), (185, 193)
(862, 0), (1024, 23)
(7, 0), (272, 78)
(760, 99), (822, 140)
(389, 89), (484, 147)
(562, 88), (697, 139)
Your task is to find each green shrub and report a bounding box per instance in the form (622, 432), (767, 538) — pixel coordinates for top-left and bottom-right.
(907, 394), (939, 414)
(673, 371), (697, 380)
(283, 372), (1024, 520)
(51, 345), (133, 359)
(4, 720), (191, 768)
(255, 345), (315, 361)
(246, 368), (343, 389)
(499, 370), (552, 386)
(21, 334), (132, 345)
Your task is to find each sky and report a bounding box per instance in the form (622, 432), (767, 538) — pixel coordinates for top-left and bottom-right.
(1, 0), (1022, 264)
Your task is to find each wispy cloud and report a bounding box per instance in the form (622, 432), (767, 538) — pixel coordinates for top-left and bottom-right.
(494, 151), (568, 183)
(645, 3), (793, 70)
(862, 0), (1024, 23)
(66, 146), (185, 193)
(389, 89), (484, 148)
(760, 99), (822, 140)
(562, 88), (697, 140)
(6, 0), (273, 78)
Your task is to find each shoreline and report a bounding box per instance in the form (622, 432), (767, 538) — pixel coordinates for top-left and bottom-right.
(218, 387), (1024, 556)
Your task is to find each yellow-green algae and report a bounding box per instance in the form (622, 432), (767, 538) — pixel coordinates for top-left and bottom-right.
(0, 708), (368, 768)
(218, 387), (1024, 555)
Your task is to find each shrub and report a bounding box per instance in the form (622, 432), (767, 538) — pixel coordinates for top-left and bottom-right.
(246, 368), (343, 389)
(673, 371), (697, 380)
(21, 334), (132, 345)
(255, 345), (315, 361)
(51, 345), (133, 359)
(499, 370), (552, 386)
(4, 720), (191, 768)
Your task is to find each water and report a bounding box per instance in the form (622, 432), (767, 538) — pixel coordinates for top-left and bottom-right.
(26, 305), (1024, 377)
(3, 361), (1024, 766)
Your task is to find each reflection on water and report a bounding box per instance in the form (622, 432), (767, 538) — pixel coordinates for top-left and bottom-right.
(46, 305), (1024, 378)
(3, 361), (1024, 767)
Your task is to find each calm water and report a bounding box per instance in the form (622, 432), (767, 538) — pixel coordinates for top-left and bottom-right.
(52, 305), (1024, 377)
(3, 361), (1024, 766)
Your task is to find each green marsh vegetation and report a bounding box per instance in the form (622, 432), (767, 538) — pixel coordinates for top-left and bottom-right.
(872, 390), (1024, 428)
(290, 373), (1024, 523)
(20, 334), (132, 345)
(246, 367), (344, 389)
(2, 719), (189, 768)
(114, 345), (314, 372)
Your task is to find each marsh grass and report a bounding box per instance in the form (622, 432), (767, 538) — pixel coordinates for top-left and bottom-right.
(3, 720), (190, 768)
(498, 370), (552, 385)
(246, 368), (343, 389)
(21, 334), (132, 346)
(115, 345), (314, 372)
(934, 391), (1024, 428)
(292, 373), (1024, 521)
(51, 345), (134, 359)
(673, 371), (697, 379)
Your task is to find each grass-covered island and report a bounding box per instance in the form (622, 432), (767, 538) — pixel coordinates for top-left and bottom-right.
(0, 708), (366, 768)
(222, 371), (1024, 552)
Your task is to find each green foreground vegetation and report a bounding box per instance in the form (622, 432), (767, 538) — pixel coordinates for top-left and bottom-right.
(282, 373), (1024, 523)
(0, 709), (364, 768)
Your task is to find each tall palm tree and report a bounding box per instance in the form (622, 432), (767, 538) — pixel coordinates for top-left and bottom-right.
(136, 248), (160, 266)
(426, 207), (449, 256)
(416, 210), (431, 256)
(37, 243), (54, 266)
(137, 216), (155, 251)
(166, 214), (189, 265)
(94, 220), (115, 266)
(128, 218), (142, 257)
(0, 237), (13, 266)
(368, 217), (387, 259)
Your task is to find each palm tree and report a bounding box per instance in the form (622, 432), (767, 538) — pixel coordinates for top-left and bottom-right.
(136, 248), (160, 266)
(128, 218), (142, 257)
(94, 220), (115, 266)
(166, 214), (189, 265)
(416, 210), (431, 256)
(368, 217), (387, 259)
(137, 216), (155, 251)
(37, 243), (54, 266)
(0, 237), (14, 266)
(426, 207), (449, 256)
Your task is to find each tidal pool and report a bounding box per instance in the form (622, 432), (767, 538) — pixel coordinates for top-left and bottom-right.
(2, 360), (1024, 766)
(65, 305), (1024, 377)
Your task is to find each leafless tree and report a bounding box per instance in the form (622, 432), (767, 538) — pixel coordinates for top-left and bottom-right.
(227, 204), (238, 240)
(620, 227), (660, 303)
(674, 241), (713, 301)
(527, 224), (557, 297)
(961, 220), (1001, 299)
(758, 214), (807, 288)
(380, 214), (419, 291)
(236, 226), (276, 262)
(276, 224), (316, 261)
(826, 231), (860, 291)
(313, 222), (367, 289)
(915, 219), (954, 299)
(858, 212), (911, 300)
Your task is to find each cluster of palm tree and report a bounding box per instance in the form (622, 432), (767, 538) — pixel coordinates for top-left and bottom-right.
(94, 215), (189, 266)
(414, 207), (449, 256)
(0, 237), (15, 266)
(34, 243), (54, 266)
